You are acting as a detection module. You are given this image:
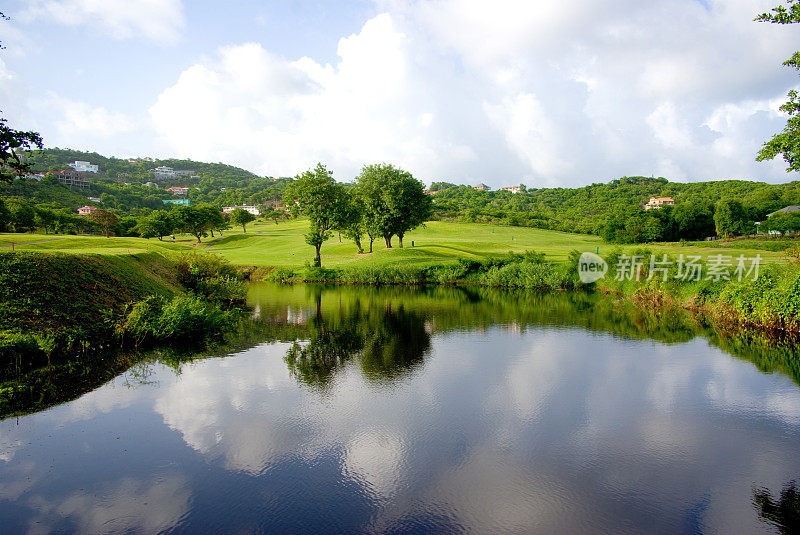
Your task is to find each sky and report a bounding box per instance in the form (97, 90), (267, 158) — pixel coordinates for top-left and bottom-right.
(0, 0), (798, 188)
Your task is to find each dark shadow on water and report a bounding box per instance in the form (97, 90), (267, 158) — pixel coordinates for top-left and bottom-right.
(753, 480), (800, 535)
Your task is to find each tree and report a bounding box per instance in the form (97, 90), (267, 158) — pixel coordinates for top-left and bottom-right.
(763, 211), (800, 234)
(171, 206), (213, 243)
(755, 2), (800, 171)
(673, 202), (715, 240)
(34, 205), (57, 234)
(198, 204), (228, 237)
(284, 163), (347, 266)
(392, 173), (433, 248)
(355, 163), (432, 249)
(0, 14), (43, 183)
(339, 193), (366, 253)
(714, 199), (752, 237)
(7, 198), (35, 232)
(134, 210), (174, 240)
(0, 198), (9, 231)
(89, 208), (119, 238)
(229, 207), (256, 232)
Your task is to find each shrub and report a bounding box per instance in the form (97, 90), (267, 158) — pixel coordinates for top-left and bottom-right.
(119, 295), (234, 346)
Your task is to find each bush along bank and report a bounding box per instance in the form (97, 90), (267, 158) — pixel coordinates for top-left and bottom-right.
(262, 251), (584, 290)
(0, 251), (247, 376)
(255, 248), (800, 334)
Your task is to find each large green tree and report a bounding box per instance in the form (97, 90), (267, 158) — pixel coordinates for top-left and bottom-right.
(355, 163), (431, 249)
(755, 2), (800, 171)
(198, 204), (228, 238)
(229, 207), (256, 232)
(134, 210), (174, 240)
(284, 163), (347, 266)
(89, 208), (119, 238)
(171, 205), (214, 243)
(714, 199), (753, 237)
(339, 193), (366, 254)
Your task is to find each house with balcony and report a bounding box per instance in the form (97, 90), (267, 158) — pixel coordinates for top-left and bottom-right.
(165, 186), (189, 196)
(68, 161), (99, 173)
(77, 206), (97, 215)
(644, 197), (675, 210)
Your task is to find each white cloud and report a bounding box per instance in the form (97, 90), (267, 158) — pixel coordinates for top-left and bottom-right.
(146, 1), (800, 186)
(21, 0), (185, 44)
(484, 93), (572, 181)
(37, 92), (135, 140)
(646, 102), (692, 150)
(150, 14), (478, 181)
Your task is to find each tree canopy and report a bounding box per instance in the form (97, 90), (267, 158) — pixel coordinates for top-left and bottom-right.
(284, 163), (347, 266)
(355, 163), (431, 248)
(229, 207), (256, 232)
(755, 1), (800, 172)
(0, 14), (43, 183)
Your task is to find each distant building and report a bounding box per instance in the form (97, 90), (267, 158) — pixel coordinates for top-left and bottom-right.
(424, 190), (436, 195)
(223, 205), (260, 216)
(767, 205), (800, 217)
(87, 197), (102, 203)
(152, 166), (195, 180)
(55, 170), (90, 188)
(165, 186), (189, 196)
(644, 196), (675, 210)
(68, 161), (99, 173)
(143, 181), (157, 187)
(501, 185), (522, 194)
(163, 198), (191, 206)
(473, 183), (490, 191)
(77, 205), (97, 215)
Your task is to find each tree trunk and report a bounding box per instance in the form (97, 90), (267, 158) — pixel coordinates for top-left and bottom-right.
(210, 229), (215, 238)
(158, 236), (163, 241)
(354, 236), (363, 253)
(314, 245), (322, 267)
(384, 234), (393, 248)
(398, 233), (404, 248)
(242, 224), (246, 232)
(369, 237), (374, 253)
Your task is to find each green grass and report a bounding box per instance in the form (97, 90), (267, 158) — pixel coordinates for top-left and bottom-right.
(206, 220), (605, 267)
(1, 221), (794, 267)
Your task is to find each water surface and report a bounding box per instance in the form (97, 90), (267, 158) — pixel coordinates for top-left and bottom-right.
(1, 284), (799, 533)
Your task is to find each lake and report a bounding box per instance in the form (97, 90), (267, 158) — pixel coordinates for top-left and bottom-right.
(1, 283), (799, 533)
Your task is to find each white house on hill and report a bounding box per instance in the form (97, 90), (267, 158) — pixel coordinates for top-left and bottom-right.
(68, 161), (98, 173)
(223, 205), (260, 216)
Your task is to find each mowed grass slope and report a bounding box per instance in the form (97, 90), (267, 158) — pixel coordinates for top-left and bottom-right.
(1, 220), (794, 267)
(207, 220), (602, 266)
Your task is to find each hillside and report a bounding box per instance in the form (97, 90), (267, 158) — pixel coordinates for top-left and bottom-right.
(431, 176), (800, 236)
(2, 148), (289, 212)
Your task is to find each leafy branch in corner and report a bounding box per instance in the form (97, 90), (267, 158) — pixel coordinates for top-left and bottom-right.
(755, 1), (800, 172)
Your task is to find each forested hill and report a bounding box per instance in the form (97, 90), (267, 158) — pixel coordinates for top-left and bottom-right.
(29, 148), (260, 187)
(431, 176), (800, 237)
(5, 147), (800, 243)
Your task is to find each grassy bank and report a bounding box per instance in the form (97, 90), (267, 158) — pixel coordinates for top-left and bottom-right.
(2, 221), (800, 348)
(254, 247), (800, 334)
(0, 251), (246, 376)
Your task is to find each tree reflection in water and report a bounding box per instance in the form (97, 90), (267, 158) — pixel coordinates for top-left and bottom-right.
(753, 480), (800, 535)
(284, 291), (431, 389)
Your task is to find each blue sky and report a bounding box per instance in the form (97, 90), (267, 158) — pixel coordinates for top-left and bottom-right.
(1, 0), (798, 187)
